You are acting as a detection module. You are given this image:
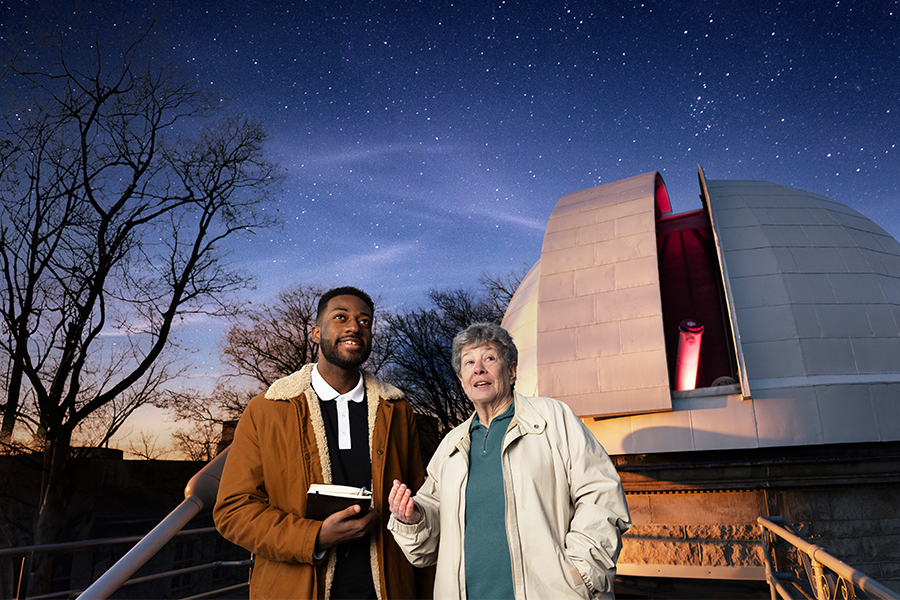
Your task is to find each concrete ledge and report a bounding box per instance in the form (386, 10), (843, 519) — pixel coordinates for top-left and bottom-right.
(617, 563), (767, 581)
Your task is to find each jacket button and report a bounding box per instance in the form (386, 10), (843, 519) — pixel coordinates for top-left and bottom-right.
(533, 424), (538, 429)
(377, 449), (384, 455)
(304, 453), (311, 459)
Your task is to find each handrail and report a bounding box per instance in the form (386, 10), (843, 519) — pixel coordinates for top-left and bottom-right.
(0, 527), (218, 559)
(758, 516), (900, 600)
(77, 448), (231, 600)
(23, 560), (251, 600)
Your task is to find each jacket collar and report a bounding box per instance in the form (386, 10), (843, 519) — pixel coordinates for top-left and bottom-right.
(510, 391), (546, 435)
(264, 362), (404, 403)
(310, 364), (365, 403)
(450, 391), (546, 457)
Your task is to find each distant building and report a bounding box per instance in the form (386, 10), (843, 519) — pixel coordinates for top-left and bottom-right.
(502, 168), (900, 595)
(0, 454), (246, 599)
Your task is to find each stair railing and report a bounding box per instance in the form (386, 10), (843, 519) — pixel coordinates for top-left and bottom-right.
(758, 516), (900, 600)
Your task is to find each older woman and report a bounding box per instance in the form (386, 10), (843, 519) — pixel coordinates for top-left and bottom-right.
(388, 323), (631, 599)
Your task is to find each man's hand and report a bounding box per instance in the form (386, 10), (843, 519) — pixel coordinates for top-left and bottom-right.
(315, 504), (379, 551)
(388, 479), (422, 525)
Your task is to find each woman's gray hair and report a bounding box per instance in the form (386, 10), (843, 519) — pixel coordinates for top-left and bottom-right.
(451, 322), (518, 375)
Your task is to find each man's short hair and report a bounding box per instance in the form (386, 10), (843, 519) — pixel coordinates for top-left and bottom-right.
(316, 286), (376, 325)
(451, 322), (518, 376)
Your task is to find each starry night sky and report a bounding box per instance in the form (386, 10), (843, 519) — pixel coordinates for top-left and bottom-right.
(2, 1), (899, 439)
(185, 1), (900, 299)
(6, 0), (899, 307)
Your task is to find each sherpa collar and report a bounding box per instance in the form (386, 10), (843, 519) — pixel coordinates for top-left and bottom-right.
(264, 363), (404, 402)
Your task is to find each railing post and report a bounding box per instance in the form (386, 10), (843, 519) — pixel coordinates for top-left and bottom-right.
(15, 553), (31, 600)
(811, 557), (827, 600)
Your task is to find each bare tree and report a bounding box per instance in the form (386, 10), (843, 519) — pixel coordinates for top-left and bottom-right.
(222, 284), (326, 389)
(479, 265), (530, 313)
(159, 386), (251, 459)
(0, 25), (281, 587)
(172, 424), (221, 462)
(381, 282), (519, 440)
(126, 430), (171, 460)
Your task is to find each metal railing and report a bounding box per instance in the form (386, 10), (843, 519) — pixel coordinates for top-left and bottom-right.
(1, 526), (248, 600)
(76, 448), (234, 599)
(2, 447), (248, 599)
(759, 516), (900, 600)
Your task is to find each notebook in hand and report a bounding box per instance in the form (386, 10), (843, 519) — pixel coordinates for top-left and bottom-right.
(306, 484), (373, 521)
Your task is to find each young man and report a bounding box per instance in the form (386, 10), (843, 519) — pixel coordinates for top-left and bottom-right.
(215, 287), (428, 599)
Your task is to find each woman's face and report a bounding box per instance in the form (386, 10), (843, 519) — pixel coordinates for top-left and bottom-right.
(458, 342), (517, 408)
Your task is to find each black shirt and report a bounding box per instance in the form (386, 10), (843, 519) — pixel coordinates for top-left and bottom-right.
(319, 393), (376, 600)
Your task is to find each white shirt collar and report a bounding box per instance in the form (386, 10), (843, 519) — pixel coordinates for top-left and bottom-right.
(311, 364), (365, 403)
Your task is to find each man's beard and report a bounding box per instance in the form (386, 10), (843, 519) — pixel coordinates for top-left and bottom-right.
(319, 335), (372, 370)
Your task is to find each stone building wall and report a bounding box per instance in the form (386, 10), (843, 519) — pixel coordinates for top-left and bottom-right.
(621, 491), (765, 569)
(612, 442), (900, 596)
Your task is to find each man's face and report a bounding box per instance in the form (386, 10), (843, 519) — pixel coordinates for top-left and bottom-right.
(313, 294), (373, 371)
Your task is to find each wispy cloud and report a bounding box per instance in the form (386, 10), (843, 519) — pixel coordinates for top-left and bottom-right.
(466, 208), (547, 232)
(278, 141), (459, 172)
(336, 241), (419, 266)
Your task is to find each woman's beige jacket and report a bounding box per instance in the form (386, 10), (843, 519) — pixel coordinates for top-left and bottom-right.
(388, 392), (631, 599)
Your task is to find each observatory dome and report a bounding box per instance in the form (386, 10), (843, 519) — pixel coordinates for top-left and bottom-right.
(502, 169), (900, 454)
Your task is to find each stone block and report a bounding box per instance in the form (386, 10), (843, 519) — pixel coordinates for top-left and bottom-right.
(597, 349), (668, 390)
(538, 295), (595, 331)
(876, 561), (900, 581)
(536, 327), (577, 364)
(624, 495), (651, 525)
(616, 211), (655, 237)
(575, 220), (616, 246)
(575, 321), (621, 359)
(783, 273), (838, 304)
(861, 534), (900, 562)
(776, 489), (830, 523)
(594, 234), (656, 265)
(615, 255), (659, 290)
(647, 491), (761, 525)
(617, 539), (643, 564)
(700, 540), (763, 567)
(542, 229), (579, 252)
(684, 524), (761, 541)
(537, 271), (575, 302)
(541, 244), (596, 275)
(830, 486), (900, 521)
(852, 337), (900, 374)
(624, 524), (687, 539)
(818, 518), (887, 539)
(573, 264), (616, 296)
(813, 536), (867, 563)
(815, 304), (874, 338)
(619, 540), (701, 565)
(537, 358), (598, 396)
(743, 338), (807, 378)
(546, 209), (597, 234)
(595, 284), (663, 323)
(829, 272), (888, 304)
(730, 273), (791, 307)
(618, 316), (665, 354)
(736, 305), (799, 343)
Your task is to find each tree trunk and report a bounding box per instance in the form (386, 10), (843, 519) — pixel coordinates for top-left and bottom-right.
(0, 358), (24, 445)
(28, 428), (74, 596)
